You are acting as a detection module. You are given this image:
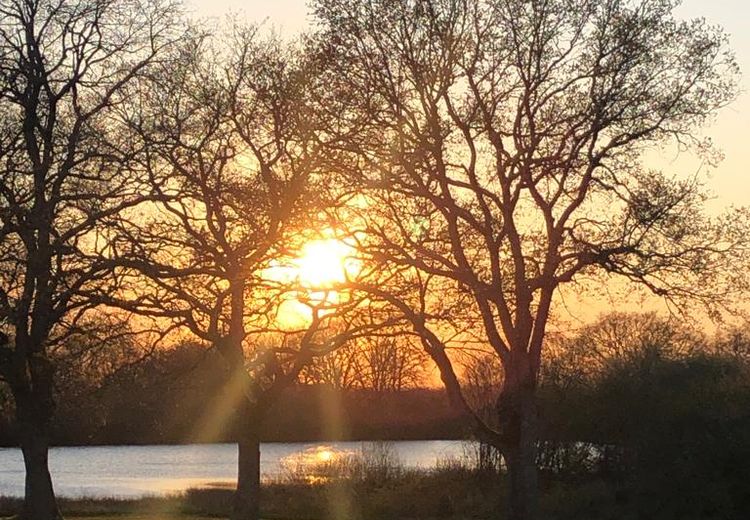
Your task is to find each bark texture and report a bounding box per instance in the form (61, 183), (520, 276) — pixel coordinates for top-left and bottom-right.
(13, 354), (62, 520)
(497, 360), (539, 520)
(231, 424), (261, 520)
(20, 429), (61, 520)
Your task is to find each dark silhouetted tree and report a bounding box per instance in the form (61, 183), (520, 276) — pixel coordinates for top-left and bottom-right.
(312, 0), (746, 518)
(0, 0), (183, 517)
(106, 26), (391, 520)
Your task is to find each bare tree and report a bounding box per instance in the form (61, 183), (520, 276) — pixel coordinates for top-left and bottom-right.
(462, 352), (504, 473)
(0, 0), (182, 517)
(312, 0), (746, 518)
(713, 323), (750, 363)
(463, 352), (503, 423)
(301, 333), (426, 391)
(298, 340), (364, 389)
(106, 27), (390, 520)
(357, 335), (426, 391)
(546, 312), (705, 384)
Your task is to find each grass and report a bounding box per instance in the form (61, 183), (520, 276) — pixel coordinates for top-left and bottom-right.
(0, 517), (219, 520)
(0, 496), (216, 519)
(51, 517), (212, 520)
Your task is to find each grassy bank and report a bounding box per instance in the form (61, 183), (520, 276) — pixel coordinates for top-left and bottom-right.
(0, 476), (645, 520)
(0, 459), (631, 520)
(1, 433), (747, 520)
(0, 495), (210, 518)
(0, 465), (504, 520)
(0, 444), (505, 520)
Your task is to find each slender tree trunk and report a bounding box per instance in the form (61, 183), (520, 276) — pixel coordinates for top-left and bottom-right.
(232, 420), (261, 520)
(497, 366), (539, 520)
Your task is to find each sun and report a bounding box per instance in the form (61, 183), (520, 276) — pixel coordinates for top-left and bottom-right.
(267, 238), (358, 329)
(294, 239), (354, 289)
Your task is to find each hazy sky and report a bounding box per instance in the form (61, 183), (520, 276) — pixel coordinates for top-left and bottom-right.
(187, 0), (750, 208)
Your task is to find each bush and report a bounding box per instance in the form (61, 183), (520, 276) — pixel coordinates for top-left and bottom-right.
(542, 352), (750, 519)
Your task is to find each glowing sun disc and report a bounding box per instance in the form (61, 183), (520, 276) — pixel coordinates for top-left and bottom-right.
(294, 239), (354, 288)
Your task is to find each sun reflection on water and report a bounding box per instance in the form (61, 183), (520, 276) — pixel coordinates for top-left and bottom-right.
(279, 445), (354, 485)
(317, 449), (335, 462)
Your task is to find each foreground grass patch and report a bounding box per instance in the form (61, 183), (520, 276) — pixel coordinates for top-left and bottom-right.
(0, 466), (505, 520)
(60, 516), (214, 520)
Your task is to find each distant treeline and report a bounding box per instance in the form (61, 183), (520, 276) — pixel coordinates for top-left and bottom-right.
(0, 344), (464, 447)
(3, 313), (750, 463)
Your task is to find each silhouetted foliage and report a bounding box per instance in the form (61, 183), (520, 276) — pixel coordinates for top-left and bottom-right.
(537, 313), (750, 519)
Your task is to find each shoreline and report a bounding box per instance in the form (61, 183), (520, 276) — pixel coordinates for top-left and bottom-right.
(0, 437), (468, 450)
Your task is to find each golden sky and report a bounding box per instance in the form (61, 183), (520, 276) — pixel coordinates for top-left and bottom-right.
(183, 0), (749, 330)
(188, 0), (750, 210)
(674, 0), (750, 209)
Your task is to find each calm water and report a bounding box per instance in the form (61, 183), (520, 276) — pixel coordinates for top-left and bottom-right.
(0, 441), (469, 498)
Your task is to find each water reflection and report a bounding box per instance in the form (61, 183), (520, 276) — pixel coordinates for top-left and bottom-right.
(278, 445), (357, 484)
(0, 440), (468, 498)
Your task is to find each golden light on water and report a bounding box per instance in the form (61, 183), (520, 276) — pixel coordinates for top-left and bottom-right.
(316, 449), (335, 462)
(279, 445), (351, 485)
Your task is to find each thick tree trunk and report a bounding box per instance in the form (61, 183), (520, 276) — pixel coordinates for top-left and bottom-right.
(231, 424), (261, 520)
(497, 367), (539, 520)
(20, 427), (61, 520)
(12, 354), (62, 520)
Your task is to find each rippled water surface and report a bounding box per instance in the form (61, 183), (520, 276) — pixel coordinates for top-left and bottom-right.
(0, 440), (469, 498)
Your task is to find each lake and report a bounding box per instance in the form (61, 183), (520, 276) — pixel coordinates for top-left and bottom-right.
(0, 440), (470, 498)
